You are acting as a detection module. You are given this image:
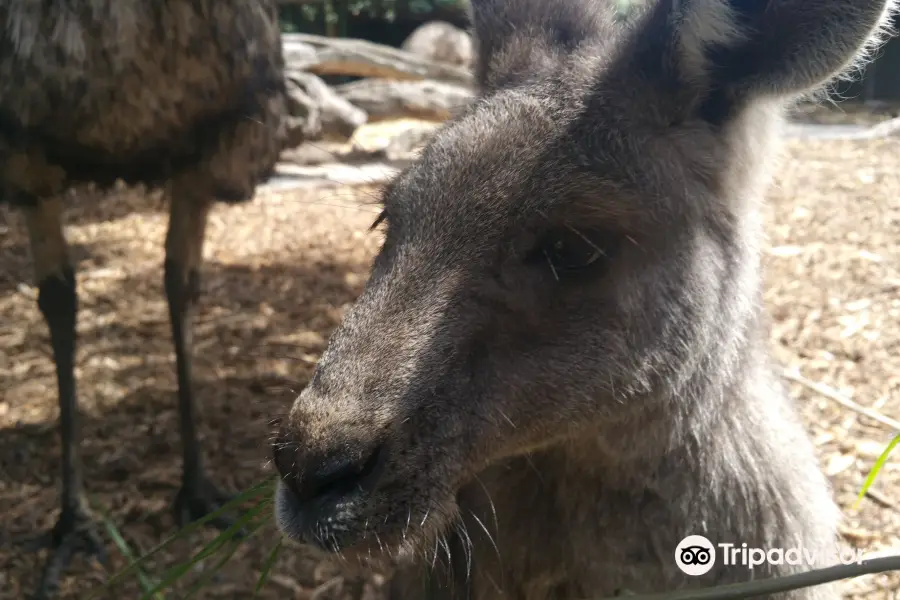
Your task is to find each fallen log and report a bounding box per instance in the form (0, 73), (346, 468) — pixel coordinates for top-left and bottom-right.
(380, 123), (442, 159)
(864, 115), (900, 138)
(281, 39), (319, 69)
(283, 85), (321, 147)
(334, 78), (474, 122)
(286, 71), (368, 141)
(282, 33), (474, 86)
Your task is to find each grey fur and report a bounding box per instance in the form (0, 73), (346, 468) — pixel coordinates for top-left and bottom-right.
(272, 1), (898, 599)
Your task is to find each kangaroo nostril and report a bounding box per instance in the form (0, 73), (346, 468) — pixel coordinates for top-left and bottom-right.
(312, 443), (386, 499)
(280, 442), (389, 506)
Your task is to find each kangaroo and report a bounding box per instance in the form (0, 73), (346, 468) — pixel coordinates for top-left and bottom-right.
(272, 0), (898, 598)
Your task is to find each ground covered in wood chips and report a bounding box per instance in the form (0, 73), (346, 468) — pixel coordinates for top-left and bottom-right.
(1, 113), (899, 599)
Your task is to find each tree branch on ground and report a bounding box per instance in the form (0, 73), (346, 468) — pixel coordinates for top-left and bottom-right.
(782, 368), (900, 431)
(333, 78), (474, 122)
(283, 33), (474, 85)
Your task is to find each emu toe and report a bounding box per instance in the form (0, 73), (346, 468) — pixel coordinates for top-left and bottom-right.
(25, 509), (108, 600)
(173, 477), (245, 537)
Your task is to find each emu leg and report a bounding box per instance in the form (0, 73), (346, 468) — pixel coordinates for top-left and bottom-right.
(22, 198), (106, 600)
(163, 186), (235, 531)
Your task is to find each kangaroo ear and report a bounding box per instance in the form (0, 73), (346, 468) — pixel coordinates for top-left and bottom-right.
(637, 0), (898, 116)
(467, 0), (611, 94)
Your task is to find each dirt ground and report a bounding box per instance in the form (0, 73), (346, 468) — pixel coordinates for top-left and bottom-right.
(1, 109), (899, 599)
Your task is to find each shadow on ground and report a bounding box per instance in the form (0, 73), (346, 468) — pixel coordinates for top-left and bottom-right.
(0, 230), (381, 599)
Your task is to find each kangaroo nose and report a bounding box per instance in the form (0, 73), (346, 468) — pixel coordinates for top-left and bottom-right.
(273, 436), (387, 506)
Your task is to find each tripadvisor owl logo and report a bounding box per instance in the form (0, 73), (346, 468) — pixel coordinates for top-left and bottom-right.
(674, 534), (867, 577)
(675, 535), (716, 576)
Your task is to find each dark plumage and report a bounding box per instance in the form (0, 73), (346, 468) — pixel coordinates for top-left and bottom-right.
(0, 1), (289, 597)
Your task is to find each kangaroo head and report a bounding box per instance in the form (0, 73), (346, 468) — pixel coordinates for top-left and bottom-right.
(272, 0), (896, 563)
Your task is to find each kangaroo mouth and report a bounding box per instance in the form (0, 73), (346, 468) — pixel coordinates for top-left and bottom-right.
(272, 437), (461, 565)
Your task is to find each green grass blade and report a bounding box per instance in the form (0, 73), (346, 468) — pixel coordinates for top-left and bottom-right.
(182, 539), (245, 600)
(97, 477), (275, 594)
(186, 498), (272, 564)
(854, 432), (900, 509)
(180, 512), (272, 600)
(255, 538), (284, 595)
(92, 502), (163, 599)
(138, 498), (273, 600)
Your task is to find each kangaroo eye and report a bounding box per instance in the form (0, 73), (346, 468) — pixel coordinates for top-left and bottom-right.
(525, 227), (621, 278)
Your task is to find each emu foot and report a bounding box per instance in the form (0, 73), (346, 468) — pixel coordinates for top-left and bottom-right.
(24, 509), (108, 600)
(173, 477), (244, 536)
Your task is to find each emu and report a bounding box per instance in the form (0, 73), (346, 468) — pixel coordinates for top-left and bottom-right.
(271, 0), (897, 599)
(0, 1), (287, 596)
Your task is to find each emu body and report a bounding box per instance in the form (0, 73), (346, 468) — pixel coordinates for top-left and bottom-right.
(270, 0), (897, 599)
(1, 1), (288, 597)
